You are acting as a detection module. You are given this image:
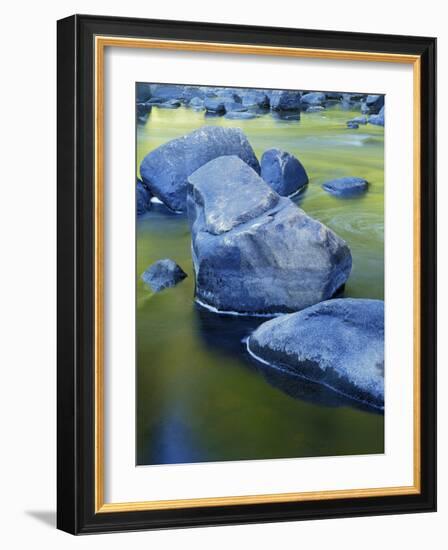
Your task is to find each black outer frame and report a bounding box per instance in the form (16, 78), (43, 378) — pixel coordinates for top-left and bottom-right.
(57, 14), (437, 535)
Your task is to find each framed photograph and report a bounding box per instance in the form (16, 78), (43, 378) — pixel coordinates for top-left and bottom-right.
(57, 14), (436, 534)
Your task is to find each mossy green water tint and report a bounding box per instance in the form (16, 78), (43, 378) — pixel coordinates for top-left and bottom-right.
(136, 89), (384, 465)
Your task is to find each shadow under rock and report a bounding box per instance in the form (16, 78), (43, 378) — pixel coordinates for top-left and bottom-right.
(194, 303), (382, 414)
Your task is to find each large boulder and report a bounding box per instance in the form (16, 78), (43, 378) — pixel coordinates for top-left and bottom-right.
(322, 176), (368, 198)
(136, 178), (151, 215)
(247, 298), (385, 409)
(188, 97), (205, 110)
(270, 90), (302, 111)
(187, 155), (352, 315)
(260, 148), (308, 196)
(141, 259), (187, 292)
(140, 126), (260, 212)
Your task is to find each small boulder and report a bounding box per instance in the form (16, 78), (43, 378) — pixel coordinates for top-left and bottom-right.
(368, 106), (385, 126)
(140, 126), (260, 212)
(189, 97), (204, 110)
(346, 121), (359, 129)
(247, 298), (384, 409)
(158, 99), (181, 109)
(141, 259), (187, 292)
(149, 84), (185, 102)
(270, 90), (302, 111)
(260, 148), (308, 196)
(136, 179), (151, 215)
(306, 105), (325, 113)
(187, 156), (352, 314)
(348, 115), (368, 125)
(241, 90), (270, 109)
(301, 92), (326, 106)
(204, 97), (226, 114)
(322, 177), (368, 197)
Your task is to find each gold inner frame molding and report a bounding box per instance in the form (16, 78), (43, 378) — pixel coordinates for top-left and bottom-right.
(94, 35), (422, 514)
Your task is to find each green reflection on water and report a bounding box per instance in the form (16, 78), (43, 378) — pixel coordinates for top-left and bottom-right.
(136, 104), (384, 466)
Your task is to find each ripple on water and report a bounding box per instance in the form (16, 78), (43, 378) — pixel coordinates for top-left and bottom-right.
(314, 210), (384, 241)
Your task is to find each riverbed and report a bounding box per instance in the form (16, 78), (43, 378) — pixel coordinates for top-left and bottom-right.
(136, 104), (384, 466)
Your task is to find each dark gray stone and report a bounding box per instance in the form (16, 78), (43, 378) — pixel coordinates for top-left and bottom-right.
(346, 121), (359, 129)
(140, 126), (260, 212)
(247, 298), (384, 408)
(270, 90), (302, 111)
(260, 148), (308, 196)
(141, 258), (187, 292)
(187, 155), (352, 315)
(322, 177), (368, 197)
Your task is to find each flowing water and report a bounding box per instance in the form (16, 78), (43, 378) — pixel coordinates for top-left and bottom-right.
(136, 104), (384, 466)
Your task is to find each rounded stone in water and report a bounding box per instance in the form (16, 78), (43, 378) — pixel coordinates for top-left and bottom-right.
(247, 298), (384, 409)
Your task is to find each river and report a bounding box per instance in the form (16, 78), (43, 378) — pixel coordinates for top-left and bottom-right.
(136, 104), (384, 466)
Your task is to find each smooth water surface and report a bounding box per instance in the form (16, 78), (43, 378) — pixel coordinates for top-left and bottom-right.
(136, 105), (384, 465)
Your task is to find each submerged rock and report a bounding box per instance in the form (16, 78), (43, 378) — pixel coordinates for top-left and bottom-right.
(136, 178), (151, 215)
(260, 148), (308, 196)
(141, 259), (187, 292)
(306, 105), (325, 113)
(348, 115), (368, 125)
(270, 90), (301, 111)
(247, 298), (385, 409)
(322, 177), (368, 197)
(187, 155), (352, 315)
(140, 126), (260, 212)
(224, 111), (257, 120)
(346, 121), (359, 129)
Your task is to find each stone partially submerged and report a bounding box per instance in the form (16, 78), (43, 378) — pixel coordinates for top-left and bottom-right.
(187, 155), (352, 315)
(260, 148), (308, 196)
(322, 177), (368, 198)
(247, 298), (384, 408)
(140, 126), (260, 212)
(141, 259), (187, 293)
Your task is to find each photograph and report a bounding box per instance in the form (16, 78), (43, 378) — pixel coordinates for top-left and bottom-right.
(135, 82), (385, 466)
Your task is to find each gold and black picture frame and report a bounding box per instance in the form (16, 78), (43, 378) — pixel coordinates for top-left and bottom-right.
(57, 14), (436, 534)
